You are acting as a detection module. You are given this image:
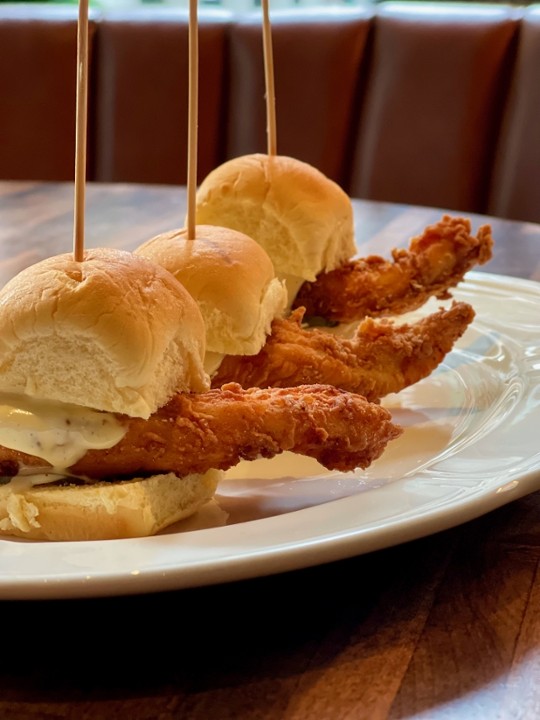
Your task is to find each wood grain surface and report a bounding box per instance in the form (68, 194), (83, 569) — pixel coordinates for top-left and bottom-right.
(0, 181), (539, 720)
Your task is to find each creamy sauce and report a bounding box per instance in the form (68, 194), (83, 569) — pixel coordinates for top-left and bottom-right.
(0, 393), (127, 472)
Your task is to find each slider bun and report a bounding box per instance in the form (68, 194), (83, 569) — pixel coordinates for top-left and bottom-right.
(195, 153), (356, 284)
(136, 225), (287, 356)
(0, 248), (209, 418)
(0, 469), (222, 541)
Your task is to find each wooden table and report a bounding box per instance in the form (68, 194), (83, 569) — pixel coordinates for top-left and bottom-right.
(0, 181), (539, 719)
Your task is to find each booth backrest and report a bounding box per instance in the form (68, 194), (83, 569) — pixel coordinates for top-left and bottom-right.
(1, 2), (539, 224)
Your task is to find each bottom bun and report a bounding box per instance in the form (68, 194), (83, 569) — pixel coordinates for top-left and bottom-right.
(0, 469), (222, 541)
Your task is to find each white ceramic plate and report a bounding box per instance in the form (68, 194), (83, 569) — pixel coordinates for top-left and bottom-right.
(0, 272), (538, 600)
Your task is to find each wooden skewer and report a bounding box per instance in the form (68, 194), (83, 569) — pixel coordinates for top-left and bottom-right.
(73, 0), (89, 262)
(262, 0), (277, 156)
(186, 0), (199, 241)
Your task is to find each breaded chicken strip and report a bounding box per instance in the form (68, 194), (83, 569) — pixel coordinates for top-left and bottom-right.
(212, 302), (474, 402)
(0, 384), (402, 479)
(293, 215), (493, 323)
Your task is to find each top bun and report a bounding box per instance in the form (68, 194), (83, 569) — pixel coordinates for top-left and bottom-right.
(195, 154), (356, 290)
(0, 248), (209, 418)
(136, 225), (287, 357)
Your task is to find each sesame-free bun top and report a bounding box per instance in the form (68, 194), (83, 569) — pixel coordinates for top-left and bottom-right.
(0, 248), (209, 418)
(136, 224), (287, 357)
(195, 154), (356, 287)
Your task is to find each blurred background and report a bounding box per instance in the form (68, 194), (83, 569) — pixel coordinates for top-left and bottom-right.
(0, 0), (532, 9)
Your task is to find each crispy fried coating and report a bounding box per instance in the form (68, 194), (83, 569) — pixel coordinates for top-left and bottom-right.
(0, 384), (402, 479)
(212, 302), (474, 402)
(293, 215), (493, 323)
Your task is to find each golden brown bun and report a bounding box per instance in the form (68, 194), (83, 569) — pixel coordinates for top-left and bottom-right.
(0, 248), (209, 419)
(136, 225), (287, 357)
(195, 154), (356, 288)
(0, 469), (222, 541)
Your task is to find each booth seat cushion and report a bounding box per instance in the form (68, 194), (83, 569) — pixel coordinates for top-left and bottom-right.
(348, 2), (521, 214)
(93, 7), (231, 186)
(487, 6), (540, 223)
(225, 7), (373, 190)
(0, 4), (97, 182)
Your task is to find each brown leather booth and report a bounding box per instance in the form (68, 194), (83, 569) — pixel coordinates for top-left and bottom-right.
(0, 4), (90, 182)
(225, 7), (372, 189)
(486, 5), (540, 222)
(1, 2), (539, 224)
(93, 7), (230, 185)
(349, 3), (520, 214)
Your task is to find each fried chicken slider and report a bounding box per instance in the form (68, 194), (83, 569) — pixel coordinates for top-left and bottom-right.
(134, 217), (477, 404)
(194, 153), (355, 307)
(194, 154), (494, 326)
(0, 248), (221, 541)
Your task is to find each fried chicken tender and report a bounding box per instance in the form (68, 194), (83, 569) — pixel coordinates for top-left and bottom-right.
(0, 384), (402, 479)
(212, 302), (474, 402)
(293, 215), (493, 323)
